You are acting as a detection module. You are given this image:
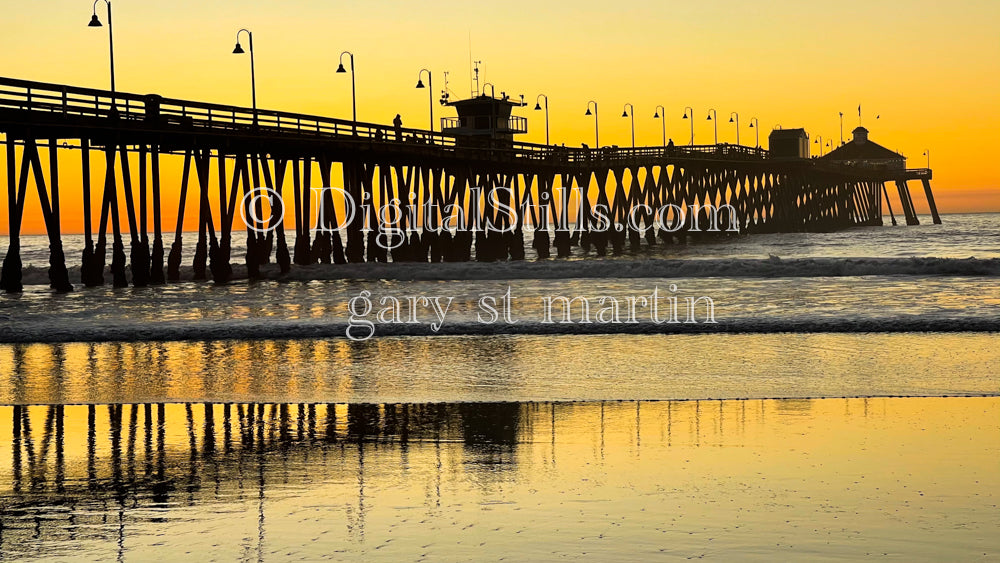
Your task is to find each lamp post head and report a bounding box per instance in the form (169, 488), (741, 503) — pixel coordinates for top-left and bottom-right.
(232, 42), (245, 54)
(621, 110), (629, 118)
(534, 102), (542, 111)
(585, 108), (592, 116)
(653, 111), (660, 118)
(682, 113), (688, 119)
(729, 116), (734, 123)
(88, 14), (102, 27)
(336, 63), (347, 73)
(749, 122), (754, 127)
(416, 79), (425, 88)
(706, 114), (713, 121)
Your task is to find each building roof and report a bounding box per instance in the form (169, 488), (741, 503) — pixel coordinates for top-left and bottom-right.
(446, 94), (525, 109)
(769, 128), (808, 139)
(822, 138), (904, 162)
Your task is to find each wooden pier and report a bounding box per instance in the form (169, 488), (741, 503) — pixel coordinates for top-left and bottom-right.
(0, 76), (940, 292)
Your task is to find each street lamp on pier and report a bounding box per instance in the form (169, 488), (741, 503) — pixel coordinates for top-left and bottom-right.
(653, 105), (666, 146)
(621, 103), (635, 148)
(681, 107), (694, 145)
(534, 94), (550, 145)
(336, 51), (356, 134)
(585, 101), (599, 148)
(87, 0), (116, 96)
(231, 29), (257, 125)
(415, 69), (434, 132)
(922, 149), (930, 168)
(729, 112), (740, 146)
(748, 117), (759, 148)
(706, 108), (718, 145)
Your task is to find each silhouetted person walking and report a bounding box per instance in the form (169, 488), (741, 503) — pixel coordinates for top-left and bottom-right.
(393, 114), (402, 141)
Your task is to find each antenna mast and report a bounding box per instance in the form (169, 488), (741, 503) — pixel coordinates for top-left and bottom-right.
(472, 60), (482, 98)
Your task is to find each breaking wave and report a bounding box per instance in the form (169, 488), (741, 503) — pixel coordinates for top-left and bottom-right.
(13, 256), (1000, 286)
(2, 316), (998, 344)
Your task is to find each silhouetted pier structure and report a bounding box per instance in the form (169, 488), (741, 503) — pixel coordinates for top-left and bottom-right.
(0, 76), (939, 292)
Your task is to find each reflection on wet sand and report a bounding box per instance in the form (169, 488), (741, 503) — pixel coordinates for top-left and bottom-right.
(0, 398), (997, 561)
(2, 333), (998, 404)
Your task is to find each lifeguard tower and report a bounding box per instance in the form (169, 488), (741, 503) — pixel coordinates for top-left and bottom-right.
(441, 91), (528, 146)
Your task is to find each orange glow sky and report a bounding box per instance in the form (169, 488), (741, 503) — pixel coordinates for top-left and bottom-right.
(2, 0), (999, 234)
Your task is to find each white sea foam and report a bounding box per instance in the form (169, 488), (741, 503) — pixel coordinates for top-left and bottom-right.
(2, 316), (998, 344)
(11, 255), (1000, 287)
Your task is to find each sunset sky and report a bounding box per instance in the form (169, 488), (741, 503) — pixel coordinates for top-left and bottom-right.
(2, 0), (999, 234)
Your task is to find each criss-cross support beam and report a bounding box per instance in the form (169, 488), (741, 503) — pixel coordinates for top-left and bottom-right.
(167, 150), (193, 281)
(131, 145), (151, 287)
(191, 150), (210, 281)
(344, 158), (366, 263)
(238, 153), (262, 281)
(249, 153), (270, 265)
(921, 178), (941, 225)
(516, 172), (538, 258)
(9, 138), (72, 291)
(531, 172), (555, 259)
(192, 149), (221, 282)
(268, 157), (291, 274)
(311, 157), (331, 264)
(42, 139), (73, 291)
(315, 156), (345, 264)
(1, 136), (74, 293)
(214, 149), (237, 283)
(880, 181), (897, 226)
(115, 143), (142, 286)
(418, 166), (437, 261)
(895, 179), (920, 226)
(291, 157), (313, 265)
(428, 167), (450, 262)
(364, 162), (387, 263)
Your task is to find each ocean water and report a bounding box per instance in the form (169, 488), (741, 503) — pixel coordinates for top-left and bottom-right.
(1, 212), (998, 560)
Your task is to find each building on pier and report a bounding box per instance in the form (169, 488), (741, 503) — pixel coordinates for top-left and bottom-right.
(768, 127), (811, 159)
(441, 93), (528, 144)
(820, 127), (905, 170)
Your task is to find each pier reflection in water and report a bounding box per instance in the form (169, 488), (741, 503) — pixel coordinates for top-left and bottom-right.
(3, 333), (999, 405)
(0, 398), (997, 561)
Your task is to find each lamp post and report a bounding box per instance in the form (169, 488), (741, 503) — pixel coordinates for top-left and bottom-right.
(923, 149), (930, 168)
(415, 69), (433, 132)
(621, 103), (635, 148)
(728, 112), (740, 146)
(87, 0), (116, 95)
(748, 117), (759, 148)
(653, 105), (666, 146)
(839, 112), (844, 145)
(534, 94), (550, 145)
(814, 136), (824, 156)
(585, 101), (599, 148)
(231, 29), (257, 125)
(706, 108), (718, 145)
(681, 106), (694, 145)
(336, 51), (356, 135)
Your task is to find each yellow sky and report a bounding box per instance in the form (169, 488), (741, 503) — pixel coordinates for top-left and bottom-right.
(2, 0), (999, 234)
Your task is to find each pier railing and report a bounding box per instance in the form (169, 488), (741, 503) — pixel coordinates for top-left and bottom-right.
(0, 75), (778, 166)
